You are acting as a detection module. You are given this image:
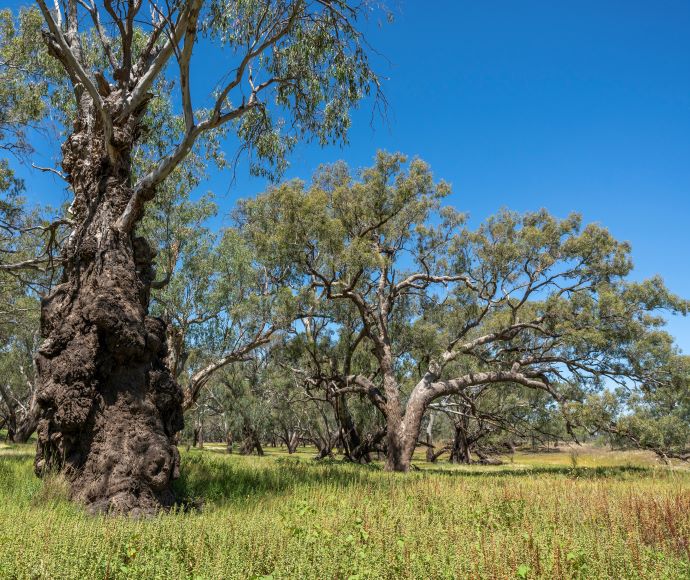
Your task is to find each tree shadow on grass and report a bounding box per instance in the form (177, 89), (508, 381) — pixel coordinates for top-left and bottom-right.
(420, 463), (662, 480)
(0, 450), (35, 462)
(3, 445), (678, 515)
(172, 451), (678, 513)
(172, 453), (383, 510)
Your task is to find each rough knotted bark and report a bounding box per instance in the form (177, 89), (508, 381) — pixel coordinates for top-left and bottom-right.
(239, 422), (264, 456)
(380, 363), (412, 471)
(33, 95), (183, 515)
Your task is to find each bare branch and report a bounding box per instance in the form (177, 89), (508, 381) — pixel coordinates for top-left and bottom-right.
(121, 0), (200, 120)
(31, 163), (68, 182)
(35, 0), (116, 163)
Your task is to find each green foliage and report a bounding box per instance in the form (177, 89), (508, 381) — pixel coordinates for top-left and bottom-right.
(619, 355), (690, 459)
(237, 151), (689, 457)
(0, 7), (51, 156)
(206, 0), (380, 177)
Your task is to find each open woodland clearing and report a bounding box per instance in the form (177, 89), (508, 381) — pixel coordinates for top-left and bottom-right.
(1, 438), (689, 579)
(1, 1), (690, 579)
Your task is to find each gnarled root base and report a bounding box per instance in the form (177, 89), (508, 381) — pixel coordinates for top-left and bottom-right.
(34, 233), (183, 516)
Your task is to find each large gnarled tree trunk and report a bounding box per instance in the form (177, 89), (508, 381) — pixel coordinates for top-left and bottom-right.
(34, 98), (183, 515)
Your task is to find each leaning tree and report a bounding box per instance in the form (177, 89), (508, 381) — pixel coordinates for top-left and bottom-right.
(239, 152), (689, 471)
(8, 0), (380, 514)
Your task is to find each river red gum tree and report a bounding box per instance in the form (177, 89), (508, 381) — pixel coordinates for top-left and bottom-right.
(239, 152), (689, 472)
(29, 0), (379, 514)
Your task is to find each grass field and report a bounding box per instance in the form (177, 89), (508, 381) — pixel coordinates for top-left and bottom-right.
(1, 441), (689, 579)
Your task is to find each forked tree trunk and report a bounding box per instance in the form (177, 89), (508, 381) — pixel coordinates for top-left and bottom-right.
(313, 437), (335, 460)
(33, 98), (183, 515)
(286, 431), (300, 454)
(346, 428), (386, 464)
(384, 380), (429, 472)
(0, 396), (38, 444)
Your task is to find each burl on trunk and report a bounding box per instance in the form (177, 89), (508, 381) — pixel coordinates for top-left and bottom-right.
(33, 102), (183, 515)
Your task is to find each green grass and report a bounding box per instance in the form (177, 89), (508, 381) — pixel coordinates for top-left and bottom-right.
(1, 442), (689, 579)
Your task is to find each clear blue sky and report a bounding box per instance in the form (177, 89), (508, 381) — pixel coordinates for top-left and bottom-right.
(13, 0), (690, 351)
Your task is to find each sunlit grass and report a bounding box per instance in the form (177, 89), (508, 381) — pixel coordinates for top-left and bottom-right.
(1, 441), (689, 578)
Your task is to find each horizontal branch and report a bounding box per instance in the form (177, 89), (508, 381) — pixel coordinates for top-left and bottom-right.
(430, 370), (549, 399)
(182, 328), (276, 411)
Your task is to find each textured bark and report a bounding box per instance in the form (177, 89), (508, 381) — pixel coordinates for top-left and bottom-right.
(33, 97), (183, 515)
(239, 422), (264, 456)
(335, 394), (370, 463)
(384, 383), (428, 472)
(380, 360), (409, 472)
(449, 422), (472, 464)
(225, 431), (234, 454)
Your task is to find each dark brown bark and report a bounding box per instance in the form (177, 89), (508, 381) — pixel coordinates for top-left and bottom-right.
(192, 425), (204, 449)
(449, 434), (472, 464)
(239, 422), (264, 456)
(225, 431), (233, 454)
(348, 428), (385, 463)
(313, 437), (335, 460)
(334, 394), (371, 462)
(449, 421), (473, 464)
(449, 415), (479, 465)
(33, 99), (183, 515)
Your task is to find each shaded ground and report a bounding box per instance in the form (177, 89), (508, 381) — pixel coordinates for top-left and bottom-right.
(1, 440), (689, 578)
